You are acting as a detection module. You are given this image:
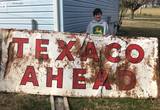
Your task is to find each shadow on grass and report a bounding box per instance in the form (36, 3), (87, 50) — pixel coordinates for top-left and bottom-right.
(1, 92), (159, 110)
(0, 92), (50, 110)
(117, 27), (160, 38)
(69, 97), (160, 110)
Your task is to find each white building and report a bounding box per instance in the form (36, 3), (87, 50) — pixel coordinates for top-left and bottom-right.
(0, 0), (120, 33)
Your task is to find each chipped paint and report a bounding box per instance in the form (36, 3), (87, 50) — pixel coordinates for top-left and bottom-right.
(0, 29), (159, 98)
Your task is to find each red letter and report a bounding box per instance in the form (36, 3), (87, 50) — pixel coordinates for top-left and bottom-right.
(56, 40), (76, 61)
(12, 38), (29, 58)
(20, 66), (39, 86)
(36, 39), (49, 60)
(73, 68), (86, 89)
(126, 44), (144, 63)
(116, 70), (136, 90)
(105, 43), (121, 63)
(81, 42), (99, 62)
(46, 67), (63, 88)
(93, 70), (111, 90)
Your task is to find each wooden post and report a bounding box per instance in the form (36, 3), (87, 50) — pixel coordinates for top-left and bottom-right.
(64, 97), (70, 110)
(50, 96), (70, 110)
(50, 96), (55, 110)
(55, 96), (65, 110)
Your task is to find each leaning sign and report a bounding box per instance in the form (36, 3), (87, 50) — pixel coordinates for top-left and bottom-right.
(0, 29), (159, 98)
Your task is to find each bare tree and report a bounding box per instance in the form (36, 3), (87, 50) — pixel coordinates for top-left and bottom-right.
(123, 0), (155, 19)
(118, 0), (129, 30)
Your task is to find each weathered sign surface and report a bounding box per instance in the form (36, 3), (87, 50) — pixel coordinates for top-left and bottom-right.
(0, 29), (159, 98)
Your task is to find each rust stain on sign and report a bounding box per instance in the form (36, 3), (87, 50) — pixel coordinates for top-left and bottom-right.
(4, 42), (15, 78)
(116, 69), (136, 91)
(0, 29), (159, 98)
(156, 38), (160, 97)
(0, 38), (2, 72)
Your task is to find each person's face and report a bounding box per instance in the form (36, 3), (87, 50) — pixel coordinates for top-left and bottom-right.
(94, 13), (102, 21)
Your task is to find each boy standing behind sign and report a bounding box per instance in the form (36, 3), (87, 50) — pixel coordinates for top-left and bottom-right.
(86, 8), (109, 36)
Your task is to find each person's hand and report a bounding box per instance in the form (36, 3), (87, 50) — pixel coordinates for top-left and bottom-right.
(104, 34), (110, 37)
(86, 33), (91, 40)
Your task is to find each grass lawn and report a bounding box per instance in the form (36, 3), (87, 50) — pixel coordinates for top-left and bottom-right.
(118, 26), (160, 37)
(135, 8), (160, 16)
(0, 92), (51, 110)
(69, 98), (160, 110)
(0, 16), (160, 110)
(118, 18), (160, 38)
(1, 93), (160, 110)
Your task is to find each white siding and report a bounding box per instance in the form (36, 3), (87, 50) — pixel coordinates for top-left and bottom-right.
(0, 0), (57, 31)
(63, 0), (119, 33)
(0, 0), (119, 32)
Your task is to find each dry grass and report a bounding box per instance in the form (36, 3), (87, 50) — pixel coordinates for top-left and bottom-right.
(122, 19), (160, 29)
(69, 98), (160, 110)
(1, 92), (160, 110)
(135, 8), (160, 16)
(118, 17), (160, 37)
(0, 92), (50, 110)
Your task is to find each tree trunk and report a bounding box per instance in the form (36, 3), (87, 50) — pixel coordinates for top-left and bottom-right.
(130, 9), (135, 19)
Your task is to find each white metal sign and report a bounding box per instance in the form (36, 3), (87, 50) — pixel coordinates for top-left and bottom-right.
(0, 29), (159, 98)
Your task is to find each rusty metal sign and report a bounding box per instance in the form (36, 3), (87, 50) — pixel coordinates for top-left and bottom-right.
(0, 29), (159, 98)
